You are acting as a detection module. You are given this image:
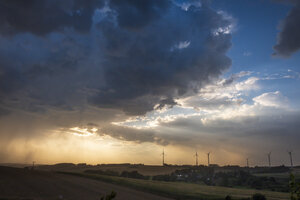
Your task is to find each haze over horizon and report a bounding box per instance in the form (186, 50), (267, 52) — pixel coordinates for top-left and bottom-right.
(0, 0), (300, 166)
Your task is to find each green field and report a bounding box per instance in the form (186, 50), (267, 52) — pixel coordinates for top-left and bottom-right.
(60, 171), (290, 200)
(253, 169), (300, 179)
(37, 163), (187, 176)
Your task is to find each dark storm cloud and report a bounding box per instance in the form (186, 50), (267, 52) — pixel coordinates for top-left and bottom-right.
(94, 109), (300, 156)
(0, 107), (9, 117)
(271, 0), (298, 4)
(156, 111), (300, 151)
(0, 32), (94, 113)
(0, 0), (103, 36)
(109, 0), (170, 30)
(92, 2), (232, 115)
(0, 0), (232, 117)
(0, 63), (23, 95)
(100, 124), (168, 145)
(273, 0), (300, 57)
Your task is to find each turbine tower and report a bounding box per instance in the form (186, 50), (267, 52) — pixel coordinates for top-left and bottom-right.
(207, 152), (210, 167)
(288, 151), (293, 168)
(246, 158), (249, 168)
(162, 149), (165, 166)
(194, 151), (199, 166)
(267, 152), (271, 167)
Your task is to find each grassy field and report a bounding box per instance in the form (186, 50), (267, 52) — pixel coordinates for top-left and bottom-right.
(36, 163), (188, 176)
(254, 172), (291, 179)
(60, 171), (290, 200)
(0, 166), (171, 200)
(253, 168), (300, 179)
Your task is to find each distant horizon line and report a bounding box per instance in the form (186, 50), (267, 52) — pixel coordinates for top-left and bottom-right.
(0, 162), (299, 168)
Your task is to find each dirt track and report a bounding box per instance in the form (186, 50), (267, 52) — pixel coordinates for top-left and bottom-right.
(0, 166), (172, 200)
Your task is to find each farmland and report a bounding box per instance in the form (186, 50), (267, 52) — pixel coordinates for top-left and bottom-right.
(61, 171), (290, 200)
(2, 163), (297, 200)
(0, 165), (171, 200)
(36, 163), (187, 176)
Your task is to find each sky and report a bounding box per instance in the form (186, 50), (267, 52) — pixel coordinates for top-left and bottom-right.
(0, 0), (300, 166)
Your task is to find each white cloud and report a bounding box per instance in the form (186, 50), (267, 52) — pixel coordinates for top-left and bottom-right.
(171, 40), (191, 51)
(173, 0), (202, 11)
(253, 91), (289, 108)
(104, 71), (295, 148)
(235, 77), (259, 91)
(179, 74), (259, 111)
(113, 71), (292, 133)
(111, 72), (260, 131)
(243, 51), (252, 56)
(97, 70), (300, 165)
(213, 11), (236, 36)
(213, 25), (234, 36)
(258, 69), (300, 81)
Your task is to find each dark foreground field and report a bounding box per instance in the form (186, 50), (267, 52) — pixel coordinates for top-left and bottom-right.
(0, 166), (171, 200)
(0, 165), (292, 200)
(61, 172), (289, 200)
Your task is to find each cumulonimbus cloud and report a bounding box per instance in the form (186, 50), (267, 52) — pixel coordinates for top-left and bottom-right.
(273, 0), (300, 57)
(0, 0), (233, 117)
(0, 0), (103, 36)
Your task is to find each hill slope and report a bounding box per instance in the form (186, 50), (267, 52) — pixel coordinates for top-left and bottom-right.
(0, 166), (171, 200)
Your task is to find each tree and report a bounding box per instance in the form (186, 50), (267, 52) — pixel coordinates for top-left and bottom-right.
(100, 191), (117, 200)
(252, 193), (266, 200)
(289, 173), (300, 200)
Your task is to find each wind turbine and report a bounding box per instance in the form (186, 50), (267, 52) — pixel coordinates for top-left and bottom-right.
(267, 152), (271, 167)
(246, 158), (249, 168)
(162, 149), (165, 166)
(32, 161), (35, 169)
(194, 151), (199, 166)
(207, 152), (211, 167)
(288, 151), (293, 168)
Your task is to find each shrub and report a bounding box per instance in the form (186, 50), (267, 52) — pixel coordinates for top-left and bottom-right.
(120, 170), (148, 179)
(100, 191), (117, 200)
(289, 173), (300, 200)
(252, 193), (266, 200)
(225, 195), (232, 200)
